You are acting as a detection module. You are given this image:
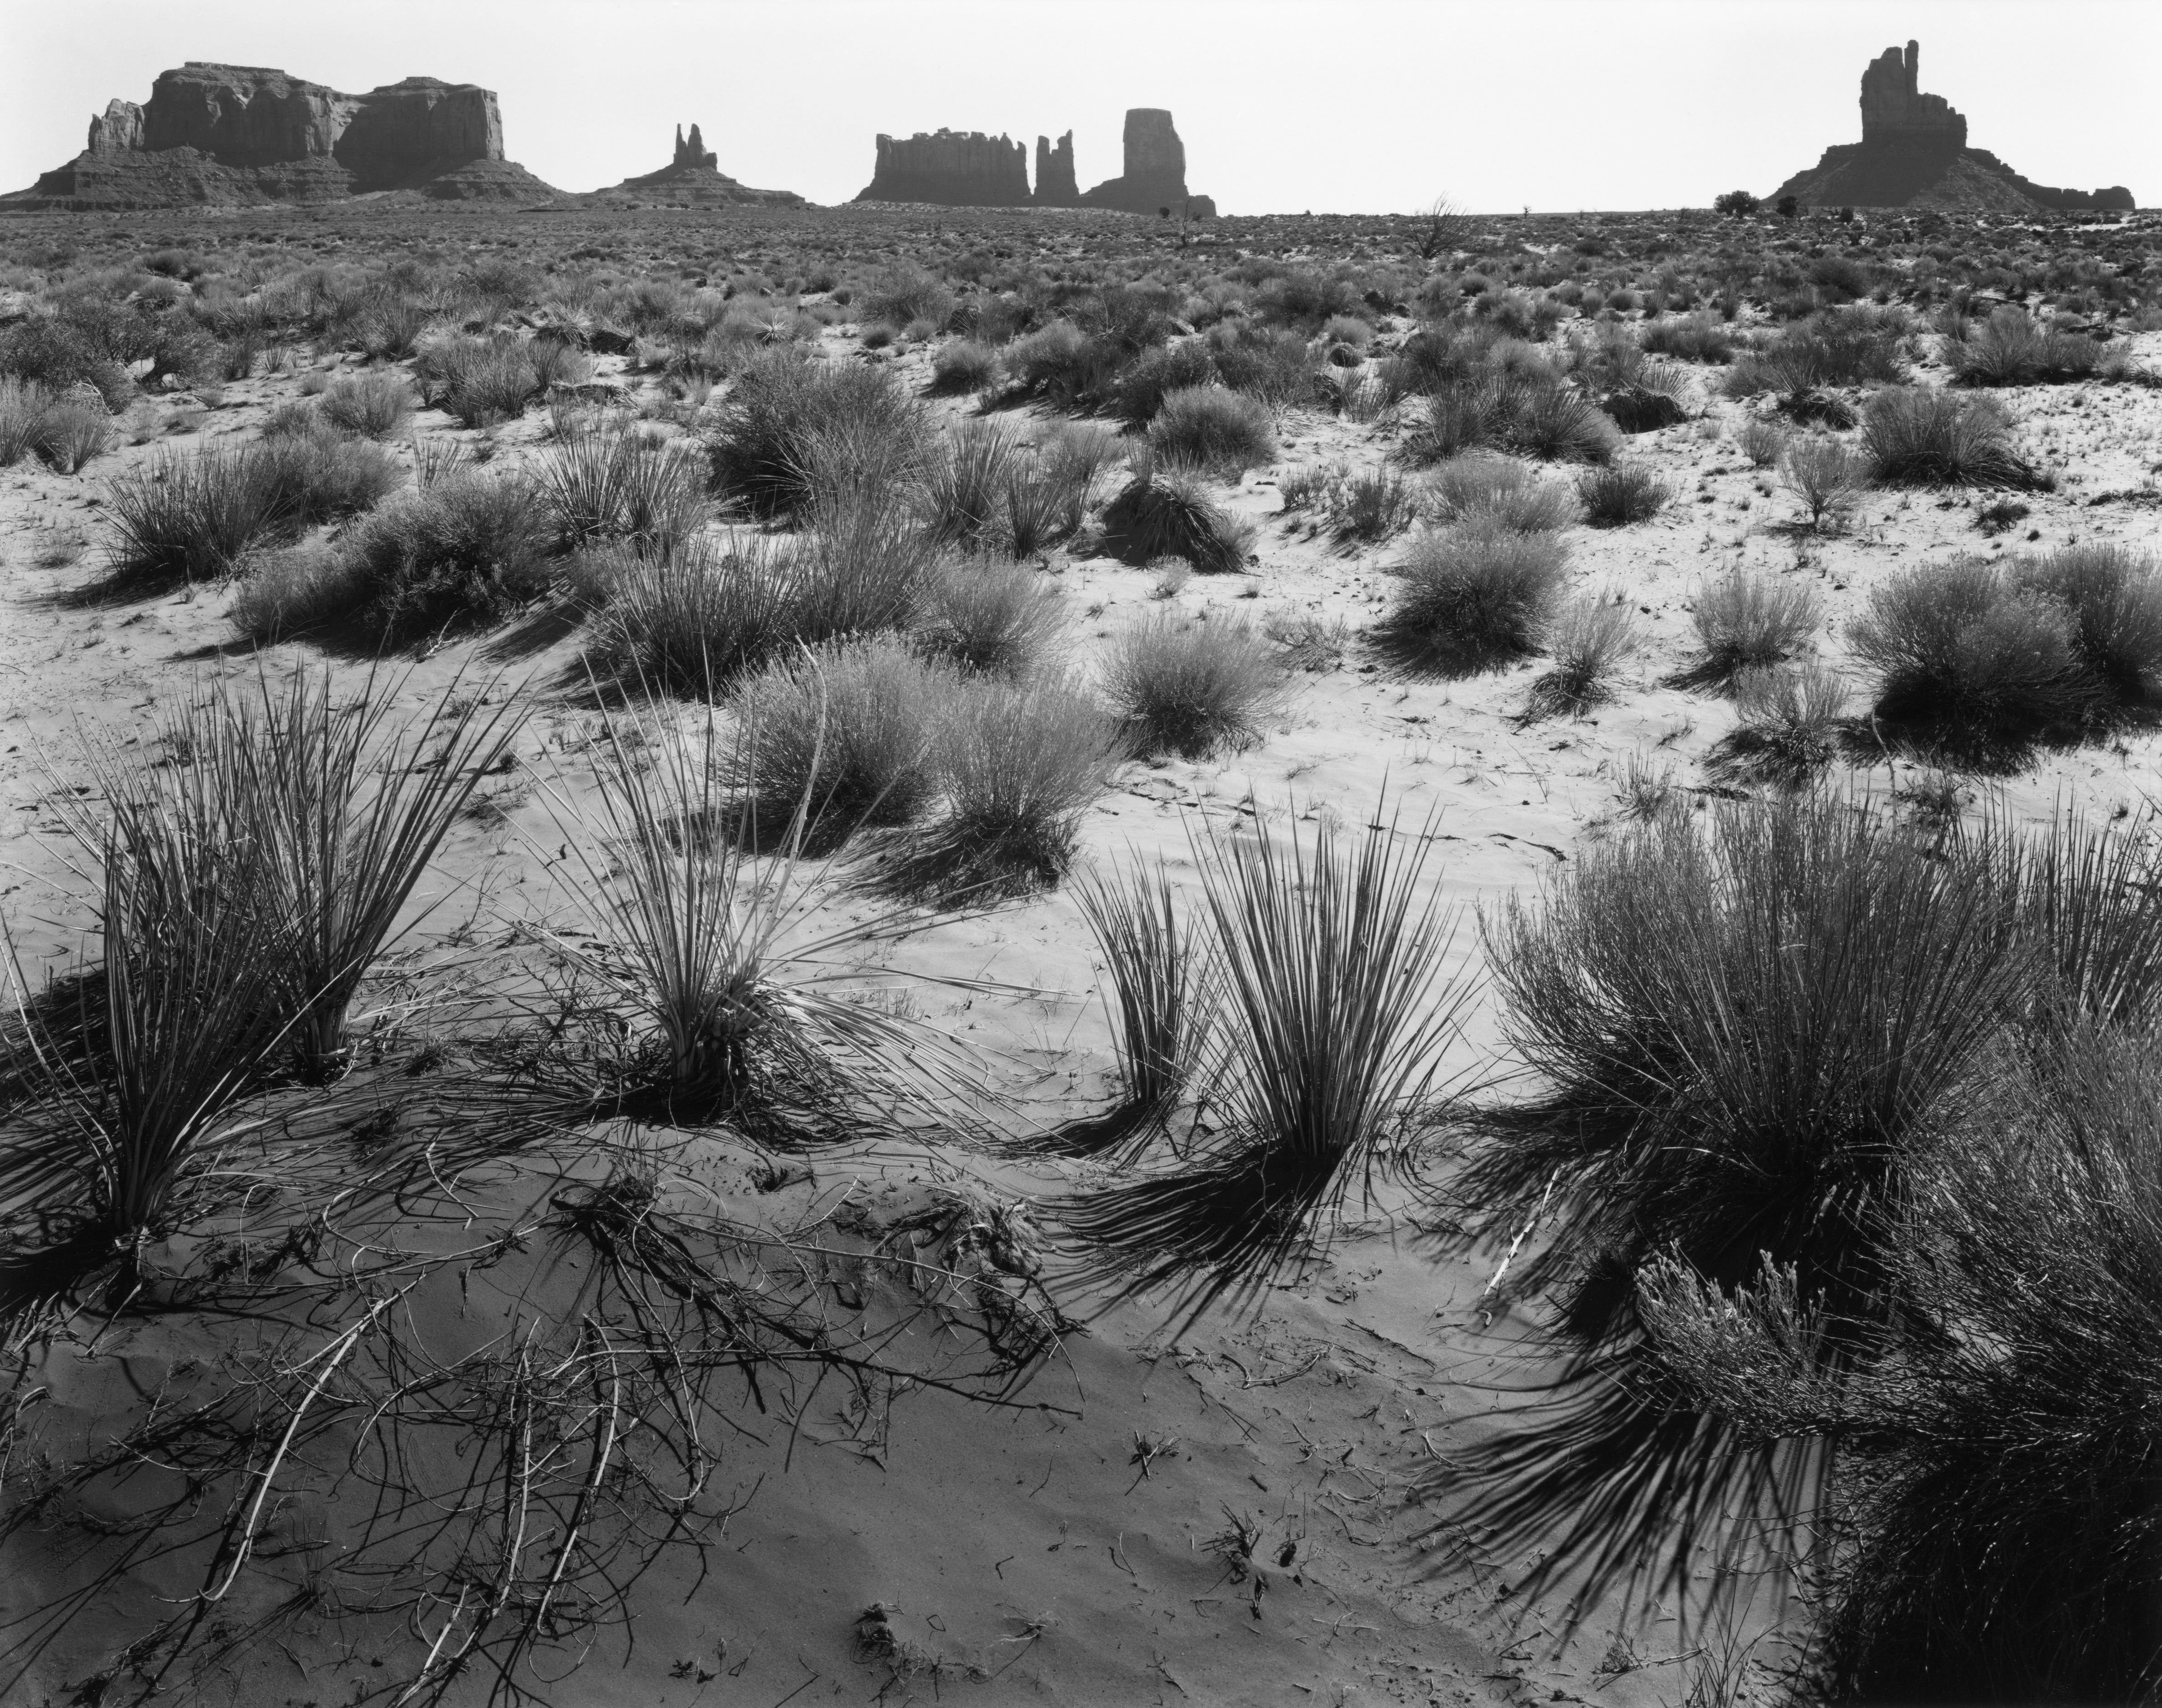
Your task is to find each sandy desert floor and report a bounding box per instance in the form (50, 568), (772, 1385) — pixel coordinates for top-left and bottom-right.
(1, 207), (2159, 1706)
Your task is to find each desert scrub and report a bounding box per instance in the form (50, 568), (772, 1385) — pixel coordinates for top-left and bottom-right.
(1575, 463), (1669, 526)
(29, 398), (113, 474)
(2008, 543), (2162, 709)
(0, 377), (47, 466)
(1846, 556), (2139, 758)
(1379, 522), (1569, 675)
(1525, 593), (1638, 719)
(1861, 387), (2043, 489)
(730, 636), (955, 838)
(250, 471), (551, 646)
(1447, 792), (2030, 1602)
(1944, 305), (2109, 387)
(1113, 342), (1219, 428)
(107, 442), (296, 587)
(1063, 795), (1471, 1310)
(540, 424), (709, 558)
(708, 348), (927, 518)
(414, 332), (547, 428)
(1100, 611), (1289, 759)
(1737, 417), (1790, 468)
(1102, 455), (1256, 574)
(1681, 569), (1821, 688)
(1721, 306), (1910, 397)
(1705, 664), (1850, 787)
(894, 674), (1126, 901)
(317, 370), (417, 438)
(920, 418), (1023, 549)
(1780, 434), (1864, 532)
(1146, 385), (1276, 476)
(912, 560), (1064, 677)
(1422, 454), (1579, 533)
(928, 337), (1000, 395)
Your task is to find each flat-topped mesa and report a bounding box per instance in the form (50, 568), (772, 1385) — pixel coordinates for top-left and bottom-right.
(1034, 132), (1078, 207)
(7, 60), (554, 207)
(855, 129), (1030, 207)
(1770, 39), (2133, 213)
(1080, 109), (1215, 217)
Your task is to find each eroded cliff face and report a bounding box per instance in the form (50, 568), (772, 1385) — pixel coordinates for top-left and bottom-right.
(1771, 40), (2133, 213)
(855, 130), (1031, 207)
(8, 61), (551, 209)
(1081, 109), (1214, 217)
(1034, 132), (1078, 207)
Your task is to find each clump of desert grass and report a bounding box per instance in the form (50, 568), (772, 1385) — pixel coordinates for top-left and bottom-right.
(1846, 547), (2162, 763)
(708, 347), (927, 518)
(1063, 797), (1471, 1317)
(912, 560), (1064, 677)
(1779, 434), (1864, 533)
(541, 700), (973, 1128)
(539, 422), (709, 558)
(1421, 454), (1581, 533)
(884, 674), (1127, 902)
(1943, 305), (2111, 388)
(1576, 463), (1669, 527)
(1704, 665), (1851, 788)
(317, 370), (417, 438)
(1101, 452), (1257, 575)
(728, 636), (954, 843)
(1037, 854), (1219, 1157)
(1676, 569), (1821, 690)
(1524, 592), (1638, 720)
(1442, 791), (2032, 1608)
(1861, 387), (2045, 490)
(1379, 521), (1570, 675)
(1145, 385), (1275, 476)
(1099, 611), (1289, 759)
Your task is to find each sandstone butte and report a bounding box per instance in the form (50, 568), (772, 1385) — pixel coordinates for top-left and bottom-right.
(1771, 40), (2134, 214)
(2, 62), (558, 210)
(582, 123), (808, 208)
(855, 109), (1214, 215)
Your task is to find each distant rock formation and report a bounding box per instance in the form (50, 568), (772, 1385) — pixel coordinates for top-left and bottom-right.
(1771, 41), (2133, 213)
(1080, 109), (1215, 217)
(4, 62), (556, 208)
(589, 123), (807, 207)
(1034, 132), (1078, 207)
(855, 130), (1031, 207)
(673, 124), (717, 171)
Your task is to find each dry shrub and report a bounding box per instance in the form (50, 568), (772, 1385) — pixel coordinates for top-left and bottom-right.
(1146, 385), (1276, 476)
(912, 560), (1064, 677)
(1684, 570), (1821, 688)
(1101, 456), (1256, 574)
(1380, 522), (1569, 675)
(1100, 611), (1289, 758)
(1862, 388), (2043, 490)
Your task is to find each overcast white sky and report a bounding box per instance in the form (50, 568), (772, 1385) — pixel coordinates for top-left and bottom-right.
(2, 0), (2153, 214)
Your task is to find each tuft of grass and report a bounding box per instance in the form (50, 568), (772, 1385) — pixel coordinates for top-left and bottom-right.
(415, 333), (546, 428)
(1862, 388), (2043, 490)
(912, 560), (1064, 678)
(1683, 570), (1821, 688)
(318, 371), (417, 439)
(1526, 594), (1638, 719)
(1944, 305), (2108, 388)
(1100, 611), (1289, 759)
(928, 338), (1001, 395)
(252, 427), (404, 526)
(896, 674), (1126, 902)
(546, 701), (960, 1118)
(30, 399), (113, 474)
(540, 424), (709, 559)
(1576, 463), (1669, 527)
(1423, 454), (1580, 533)
(1063, 796), (1470, 1314)
(730, 636), (954, 837)
(105, 443), (291, 587)
(2008, 542), (2162, 710)
(1113, 342), (1219, 428)
(921, 418), (1023, 549)
(1145, 386), (1276, 476)
(1102, 456), (1256, 574)
(709, 348), (927, 519)
(1047, 854), (1219, 1155)
(0, 377), (46, 467)
(1380, 522), (1569, 675)
(1705, 665), (1850, 788)
(1737, 417), (1789, 468)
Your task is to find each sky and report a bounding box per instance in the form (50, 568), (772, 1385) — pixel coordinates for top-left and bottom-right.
(1, 0), (2154, 215)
